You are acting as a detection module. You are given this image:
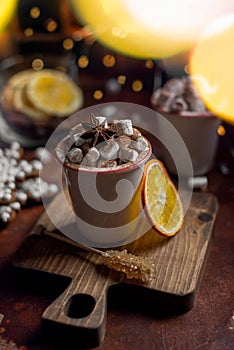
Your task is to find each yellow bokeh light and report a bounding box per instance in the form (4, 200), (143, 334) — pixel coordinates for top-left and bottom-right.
(217, 125), (226, 136)
(145, 60), (154, 69)
(63, 38), (74, 50)
(32, 58), (44, 71)
(190, 14), (234, 125)
(30, 6), (40, 19)
(78, 55), (89, 68)
(46, 19), (58, 32)
(0, 0), (17, 34)
(102, 54), (116, 68)
(132, 80), (143, 92)
(69, 0), (233, 59)
(24, 27), (34, 37)
(117, 75), (126, 85)
(93, 90), (103, 100)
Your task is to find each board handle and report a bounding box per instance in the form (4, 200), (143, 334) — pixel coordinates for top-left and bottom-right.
(42, 273), (107, 348)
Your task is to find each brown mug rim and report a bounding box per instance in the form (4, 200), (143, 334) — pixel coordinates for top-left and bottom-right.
(152, 106), (216, 119)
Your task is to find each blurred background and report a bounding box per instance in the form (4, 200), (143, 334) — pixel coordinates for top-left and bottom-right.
(0, 0), (233, 154)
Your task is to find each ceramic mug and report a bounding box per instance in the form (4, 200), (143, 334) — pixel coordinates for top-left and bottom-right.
(55, 135), (152, 247)
(155, 109), (221, 176)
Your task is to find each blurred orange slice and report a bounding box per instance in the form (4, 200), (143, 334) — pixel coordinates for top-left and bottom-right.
(26, 69), (83, 117)
(1, 69), (49, 119)
(143, 159), (184, 237)
(13, 79), (49, 120)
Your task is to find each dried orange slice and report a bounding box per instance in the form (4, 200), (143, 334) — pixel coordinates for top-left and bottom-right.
(2, 70), (33, 108)
(13, 79), (50, 120)
(26, 69), (83, 117)
(1, 69), (49, 119)
(143, 159), (184, 236)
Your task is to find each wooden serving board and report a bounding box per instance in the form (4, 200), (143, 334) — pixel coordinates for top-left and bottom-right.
(13, 191), (218, 348)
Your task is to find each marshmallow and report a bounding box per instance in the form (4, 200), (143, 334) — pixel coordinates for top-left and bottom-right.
(95, 116), (108, 127)
(19, 177), (58, 200)
(99, 140), (119, 160)
(116, 135), (132, 148)
(1, 205), (11, 213)
(7, 182), (15, 190)
(4, 148), (21, 160)
(69, 124), (87, 146)
(15, 190), (28, 204)
(110, 119), (119, 132)
(163, 78), (186, 95)
(130, 137), (148, 152)
(15, 170), (26, 181)
(66, 116), (150, 170)
(84, 147), (100, 163)
(132, 128), (142, 140)
(152, 88), (176, 112)
(119, 148), (139, 162)
(115, 119), (133, 136)
(48, 184), (59, 194)
(187, 96), (206, 113)
(67, 147), (83, 164)
(171, 97), (188, 112)
(69, 123), (85, 137)
(0, 207), (12, 222)
(31, 159), (43, 172)
(152, 76), (209, 114)
(35, 147), (52, 164)
(22, 162), (33, 175)
(0, 191), (13, 202)
(10, 201), (21, 211)
(0, 141), (58, 225)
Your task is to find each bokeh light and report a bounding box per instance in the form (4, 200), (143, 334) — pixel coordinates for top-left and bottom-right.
(190, 14), (234, 124)
(0, 0), (17, 34)
(69, 0), (233, 59)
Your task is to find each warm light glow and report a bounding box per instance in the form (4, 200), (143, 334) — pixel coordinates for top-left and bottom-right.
(132, 80), (143, 92)
(69, 0), (233, 59)
(32, 58), (44, 70)
(145, 60), (154, 69)
(93, 90), (103, 100)
(117, 75), (126, 85)
(24, 27), (34, 37)
(30, 6), (40, 19)
(0, 0), (17, 34)
(78, 55), (89, 68)
(46, 19), (58, 32)
(217, 125), (226, 136)
(102, 54), (116, 68)
(190, 14), (234, 125)
(63, 38), (74, 50)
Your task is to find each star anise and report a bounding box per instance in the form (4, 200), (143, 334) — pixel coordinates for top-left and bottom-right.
(81, 114), (115, 147)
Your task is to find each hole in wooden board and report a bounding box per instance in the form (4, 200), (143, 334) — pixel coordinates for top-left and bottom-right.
(197, 212), (213, 222)
(65, 293), (96, 319)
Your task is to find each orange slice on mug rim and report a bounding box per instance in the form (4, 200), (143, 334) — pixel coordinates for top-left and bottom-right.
(142, 159), (184, 237)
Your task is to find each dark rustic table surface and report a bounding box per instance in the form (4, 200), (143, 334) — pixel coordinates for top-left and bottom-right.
(0, 55), (234, 350)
